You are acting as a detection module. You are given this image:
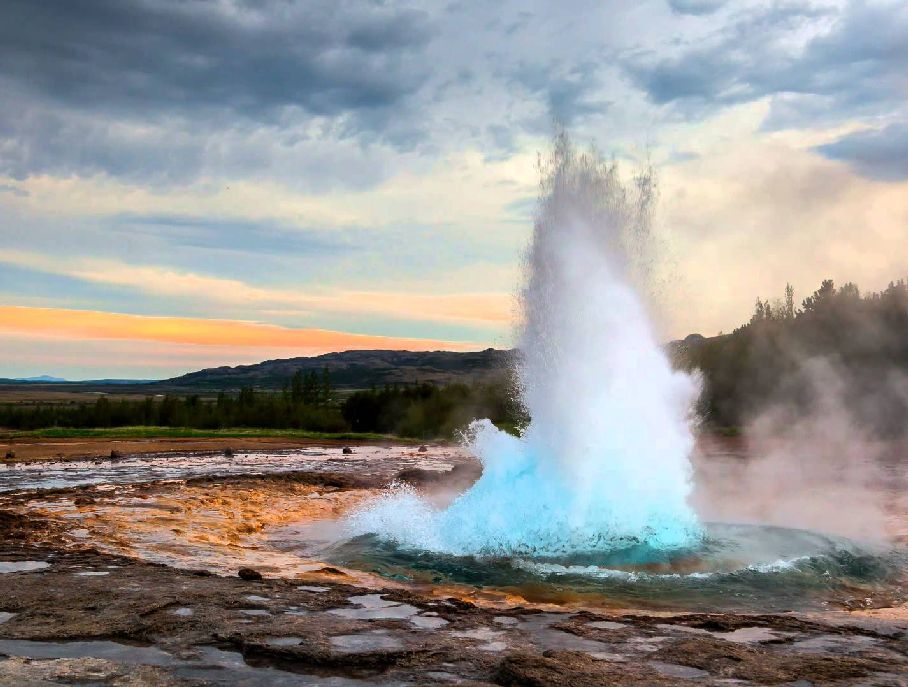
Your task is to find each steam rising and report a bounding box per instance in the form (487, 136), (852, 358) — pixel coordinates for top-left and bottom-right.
(693, 357), (899, 544)
(352, 134), (702, 555)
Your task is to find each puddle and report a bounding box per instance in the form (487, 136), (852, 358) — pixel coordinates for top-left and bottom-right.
(791, 634), (878, 653)
(283, 607), (311, 617)
(626, 635), (670, 653)
(0, 613), (15, 624)
(177, 645), (373, 686)
(493, 616), (518, 626)
(245, 595), (270, 602)
(171, 607), (194, 617)
(411, 615), (449, 630)
(424, 671), (470, 682)
(265, 636), (305, 647)
(587, 620), (628, 630)
(296, 586), (330, 593)
(328, 594), (419, 620)
(0, 639), (173, 665)
(451, 627), (503, 641)
(589, 651), (628, 661)
(0, 561), (49, 574)
(714, 626), (790, 643)
(329, 631), (404, 653)
(74, 571), (110, 576)
(657, 623), (709, 636)
(451, 627), (508, 652)
(649, 660), (711, 679)
(239, 609), (271, 617)
(516, 614), (612, 653)
(658, 623), (788, 644)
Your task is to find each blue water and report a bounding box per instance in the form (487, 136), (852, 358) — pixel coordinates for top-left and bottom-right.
(323, 522), (905, 612)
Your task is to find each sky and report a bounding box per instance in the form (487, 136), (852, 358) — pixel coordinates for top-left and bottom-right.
(1, 0), (906, 379)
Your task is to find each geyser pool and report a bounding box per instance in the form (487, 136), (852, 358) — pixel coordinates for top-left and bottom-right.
(350, 134), (701, 556)
(289, 520), (905, 613)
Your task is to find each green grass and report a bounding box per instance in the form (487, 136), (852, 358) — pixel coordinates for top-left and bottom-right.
(2, 426), (407, 442)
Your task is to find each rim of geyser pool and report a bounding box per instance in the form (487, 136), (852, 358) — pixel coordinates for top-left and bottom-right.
(279, 520), (906, 613)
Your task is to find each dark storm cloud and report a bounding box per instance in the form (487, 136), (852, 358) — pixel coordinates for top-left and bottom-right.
(0, 0), (433, 185)
(625, 1), (907, 126)
(624, 3), (830, 106)
(0, 96), (206, 184)
(666, 0), (727, 16)
(0, 0), (432, 119)
(815, 123), (908, 182)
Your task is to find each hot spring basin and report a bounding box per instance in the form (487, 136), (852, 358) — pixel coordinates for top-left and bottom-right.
(277, 521), (905, 613)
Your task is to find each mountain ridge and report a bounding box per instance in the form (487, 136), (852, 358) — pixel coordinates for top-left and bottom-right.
(158, 347), (516, 390)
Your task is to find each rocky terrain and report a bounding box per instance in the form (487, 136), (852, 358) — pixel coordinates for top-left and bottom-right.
(1, 445), (906, 686)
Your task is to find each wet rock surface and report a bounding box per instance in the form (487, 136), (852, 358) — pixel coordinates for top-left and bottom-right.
(1, 445), (907, 685)
(1, 538), (905, 685)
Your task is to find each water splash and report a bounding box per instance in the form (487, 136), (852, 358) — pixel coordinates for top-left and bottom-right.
(351, 133), (702, 556)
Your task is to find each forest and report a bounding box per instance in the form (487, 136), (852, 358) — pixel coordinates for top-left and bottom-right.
(678, 278), (908, 434)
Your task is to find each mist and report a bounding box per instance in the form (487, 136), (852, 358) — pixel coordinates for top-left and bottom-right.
(688, 286), (908, 545)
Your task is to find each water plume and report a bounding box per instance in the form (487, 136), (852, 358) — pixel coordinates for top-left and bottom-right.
(351, 133), (702, 556)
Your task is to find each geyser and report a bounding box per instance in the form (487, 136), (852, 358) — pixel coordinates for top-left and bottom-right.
(352, 134), (702, 556)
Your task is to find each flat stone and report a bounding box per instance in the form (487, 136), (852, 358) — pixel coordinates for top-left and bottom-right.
(329, 594), (419, 620)
(649, 660), (711, 679)
(411, 614), (449, 630)
(0, 639), (173, 665)
(329, 631), (404, 653)
(587, 620), (628, 630)
(714, 626), (789, 643)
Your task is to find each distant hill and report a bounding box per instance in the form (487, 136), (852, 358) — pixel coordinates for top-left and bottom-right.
(159, 348), (515, 391)
(13, 375), (68, 383)
(0, 377), (156, 386)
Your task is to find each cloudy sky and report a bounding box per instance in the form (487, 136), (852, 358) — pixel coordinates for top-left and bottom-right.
(1, 0), (906, 379)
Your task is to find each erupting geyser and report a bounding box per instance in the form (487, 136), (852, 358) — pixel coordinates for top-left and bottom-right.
(353, 134), (702, 556)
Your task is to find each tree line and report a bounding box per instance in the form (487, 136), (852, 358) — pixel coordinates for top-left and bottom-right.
(677, 277), (908, 434)
(0, 369), (524, 439)
(0, 368), (343, 433)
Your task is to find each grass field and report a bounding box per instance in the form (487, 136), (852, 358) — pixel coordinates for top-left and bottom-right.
(1, 426), (405, 442)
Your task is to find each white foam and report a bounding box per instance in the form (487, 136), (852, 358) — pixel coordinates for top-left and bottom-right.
(509, 555), (813, 581)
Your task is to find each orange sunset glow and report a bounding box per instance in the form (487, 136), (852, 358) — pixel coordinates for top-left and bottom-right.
(0, 306), (477, 353)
